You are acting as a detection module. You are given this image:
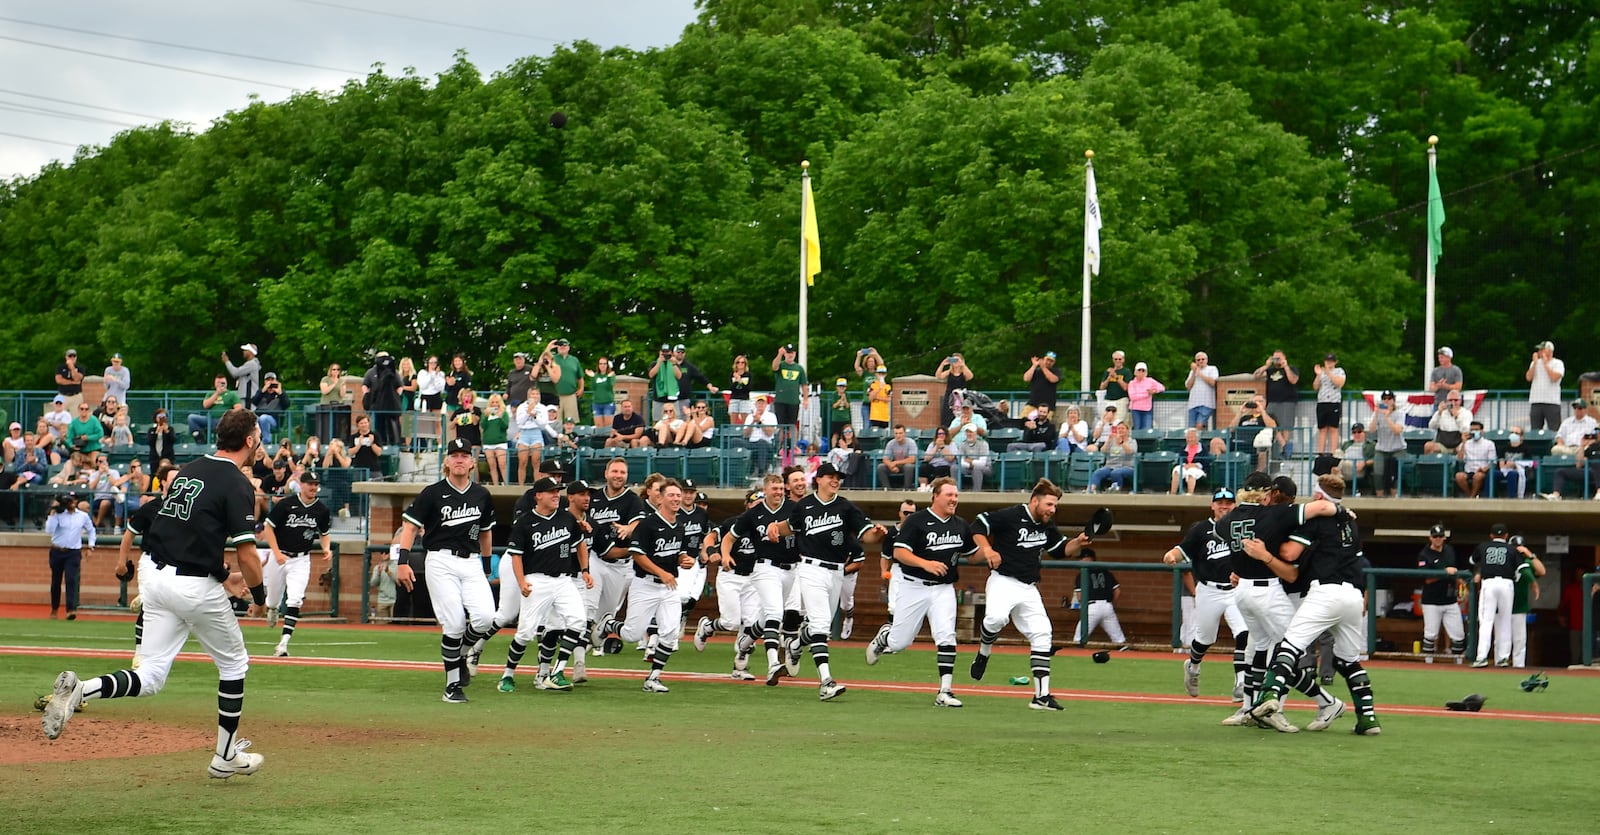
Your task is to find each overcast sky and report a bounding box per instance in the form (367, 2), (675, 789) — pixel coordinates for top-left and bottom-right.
(0, 0), (701, 180)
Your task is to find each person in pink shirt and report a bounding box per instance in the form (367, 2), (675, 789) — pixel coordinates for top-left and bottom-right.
(1170, 428), (1208, 494)
(1127, 362), (1166, 430)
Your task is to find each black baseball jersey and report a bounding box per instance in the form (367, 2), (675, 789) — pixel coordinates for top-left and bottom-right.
(1289, 509), (1365, 586)
(893, 509), (976, 585)
(629, 509), (687, 578)
(788, 494), (872, 565)
(1079, 566), (1118, 602)
(719, 516), (759, 575)
(144, 454), (256, 581)
(506, 508), (585, 576)
(402, 478), (496, 554)
(1174, 518), (1233, 585)
(974, 504), (1068, 585)
(1220, 502), (1305, 580)
(679, 505), (712, 559)
(265, 493), (331, 554)
(126, 493), (165, 539)
(731, 499), (797, 567)
(511, 489), (568, 528)
(589, 487), (646, 542)
(1469, 539), (1517, 580)
(1416, 544), (1459, 604)
(582, 507), (624, 561)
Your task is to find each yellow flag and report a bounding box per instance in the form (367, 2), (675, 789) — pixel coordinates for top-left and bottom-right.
(802, 175), (821, 286)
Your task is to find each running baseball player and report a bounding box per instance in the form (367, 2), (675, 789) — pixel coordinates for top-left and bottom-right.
(468, 460), (569, 678)
(970, 478), (1090, 711)
(563, 479), (608, 682)
(695, 490), (765, 679)
(768, 461), (886, 701)
(43, 409), (269, 778)
(778, 465), (810, 672)
(865, 477), (976, 707)
(1072, 549), (1129, 648)
(726, 473), (800, 685)
(599, 479), (694, 692)
(1162, 487), (1248, 700)
(259, 470), (332, 657)
(1248, 473), (1381, 735)
(877, 500), (916, 632)
(497, 476), (590, 692)
(117, 463), (178, 669)
(585, 458), (645, 653)
(391, 436), (497, 703)
(675, 487), (715, 633)
(1416, 523), (1466, 657)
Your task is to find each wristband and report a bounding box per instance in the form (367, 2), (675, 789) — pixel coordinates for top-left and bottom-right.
(249, 583), (267, 606)
(390, 544), (405, 566)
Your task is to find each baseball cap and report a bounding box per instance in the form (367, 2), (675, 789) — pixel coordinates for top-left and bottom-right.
(876, 366), (887, 374)
(273, 458), (289, 469)
(1573, 400), (1587, 409)
(1508, 534), (1526, 548)
(1490, 523), (1508, 537)
(746, 489), (763, 503)
(835, 378), (848, 387)
(695, 491), (708, 503)
(531, 476), (562, 493)
(539, 459), (569, 476)
(566, 479), (590, 495)
(1535, 340), (1554, 352)
(660, 342), (672, 351)
(783, 343), (796, 352)
(1045, 351), (1057, 359)
(962, 423), (980, 434)
(1437, 346), (1453, 357)
(513, 351), (529, 359)
(1429, 523), (1447, 538)
(815, 462), (843, 479)
(65, 348), (77, 357)
(240, 343), (258, 354)
(9, 422), (21, 430)
(673, 343), (685, 351)
(556, 338), (571, 347)
(1269, 475), (1298, 499)
(53, 394), (65, 404)
(754, 393), (769, 402)
(446, 437), (473, 455)
(111, 352), (122, 360)
(299, 470), (319, 483)
(1351, 423), (1366, 432)
(1380, 390), (1396, 399)
(1134, 362), (1148, 371)
(1211, 488), (1236, 502)
(1324, 352), (1337, 361)
(264, 371), (278, 380)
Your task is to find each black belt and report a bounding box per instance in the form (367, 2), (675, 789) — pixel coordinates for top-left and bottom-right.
(49, 547), (82, 553)
(903, 577), (948, 587)
(430, 549), (478, 560)
(1313, 580), (1358, 589)
(1242, 579), (1275, 587)
(799, 557), (844, 570)
(757, 559), (793, 570)
(598, 555), (628, 563)
(639, 574), (674, 585)
(733, 567), (754, 577)
(284, 552), (309, 559)
(154, 560), (213, 578)
(1199, 580), (1234, 590)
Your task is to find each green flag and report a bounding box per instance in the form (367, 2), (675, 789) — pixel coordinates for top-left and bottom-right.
(1427, 161), (1445, 270)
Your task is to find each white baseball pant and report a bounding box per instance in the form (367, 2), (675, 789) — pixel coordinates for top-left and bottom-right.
(262, 552), (312, 610)
(796, 561), (844, 637)
(1512, 613), (1529, 668)
(513, 573), (587, 644)
(494, 564), (525, 628)
(1422, 602), (1465, 648)
(1234, 579), (1294, 655)
(425, 550), (495, 638)
(715, 570), (760, 629)
(840, 570), (859, 612)
(586, 557), (632, 626)
(1179, 595), (1196, 647)
(751, 562), (797, 624)
(133, 556), (249, 696)
(982, 573), (1051, 652)
(619, 575), (683, 648)
(886, 579), (956, 651)
(1191, 581), (1246, 645)
(677, 562), (708, 606)
(1281, 581), (1365, 660)
(1075, 599), (1127, 644)
(1476, 577), (1514, 664)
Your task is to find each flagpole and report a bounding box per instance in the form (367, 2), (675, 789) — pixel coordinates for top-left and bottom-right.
(1424, 135), (1438, 384)
(799, 160), (810, 370)
(1080, 150), (1096, 394)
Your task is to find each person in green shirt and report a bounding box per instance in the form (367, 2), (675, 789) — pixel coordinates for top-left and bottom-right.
(1510, 536), (1547, 668)
(828, 378), (852, 441)
(186, 374), (240, 443)
(65, 402), (106, 460)
(552, 338), (584, 424)
(481, 393), (511, 485)
(771, 343), (807, 429)
(586, 356), (616, 428)
(649, 342), (683, 421)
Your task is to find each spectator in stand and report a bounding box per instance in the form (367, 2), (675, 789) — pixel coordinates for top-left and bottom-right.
(1526, 340), (1564, 432)
(109, 409), (134, 448)
(743, 394), (779, 473)
(147, 409), (175, 472)
(675, 400), (715, 448)
(555, 339), (587, 423)
(867, 366), (892, 429)
(651, 403), (683, 448)
(55, 348), (85, 413)
(827, 425), (866, 488)
(4, 421), (24, 467)
(443, 354), (473, 408)
(956, 423), (993, 491)
(11, 444), (48, 489)
(605, 397), (647, 449)
(919, 426), (957, 487)
(771, 343), (808, 434)
(1312, 353), (1346, 456)
(1056, 405), (1090, 454)
(1126, 362), (1166, 430)
(853, 347), (886, 426)
(222, 343), (261, 402)
(449, 388), (482, 469)
(670, 344), (716, 409)
(1454, 420), (1498, 498)
(1424, 392), (1473, 454)
(187, 374), (240, 443)
(947, 402), (988, 439)
(362, 352), (403, 446)
(829, 378), (853, 439)
(45, 395), (73, 439)
(1338, 423), (1373, 495)
(35, 416), (63, 465)
(322, 437), (352, 469)
(1170, 428), (1208, 495)
(514, 395), (556, 481)
(480, 394), (510, 485)
(396, 356), (419, 449)
(350, 413), (383, 474)
(271, 438), (296, 470)
(1098, 350), (1131, 427)
(934, 353), (973, 430)
(1010, 404), (1056, 452)
(66, 401), (106, 463)
(586, 356), (617, 428)
(724, 354), (752, 427)
(1553, 400), (1597, 456)
(648, 342), (683, 421)
(251, 372), (292, 444)
(87, 455), (122, 532)
(876, 424), (918, 490)
(1495, 425), (1530, 499)
(1185, 351), (1219, 429)
(92, 395), (120, 435)
(1429, 346), (1462, 407)
(1539, 429), (1600, 501)
(1024, 352), (1061, 413)
(505, 352), (533, 409)
(1089, 423), (1136, 493)
(1369, 390), (1406, 497)
(299, 436), (323, 470)
(117, 458), (146, 515)
(370, 550), (398, 623)
(1253, 349), (1300, 455)
(1087, 405), (1120, 451)
(318, 361), (355, 441)
(101, 353), (130, 404)
(416, 355), (447, 413)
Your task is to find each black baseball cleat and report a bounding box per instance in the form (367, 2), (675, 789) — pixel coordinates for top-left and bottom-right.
(442, 684), (468, 704)
(1029, 695), (1064, 712)
(969, 653), (989, 680)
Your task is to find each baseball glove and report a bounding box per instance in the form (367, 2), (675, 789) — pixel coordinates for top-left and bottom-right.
(129, 595), (142, 615)
(1445, 693), (1487, 712)
(113, 559), (134, 581)
(1519, 673), (1550, 693)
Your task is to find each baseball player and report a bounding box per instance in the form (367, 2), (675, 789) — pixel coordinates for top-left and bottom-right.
(865, 477), (977, 707)
(1508, 535), (1546, 667)
(1248, 473), (1380, 735)
(1072, 549), (1128, 648)
(598, 478), (694, 692)
(585, 458), (646, 653)
(726, 473), (800, 685)
(878, 500), (916, 631)
(1417, 523), (1466, 656)
(970, 478), (1090, 711)
(391, 436), (497, 703)
(259, 470), (333, 657)
(117, 463), (179, 669)
(1163, 487), (1248, 700)
(43, 409), (269, 779)
(1470, 525), (1540, 667)
(675, 487), (715, 632)
(778, 465), (810, 672)
(469, 459), (569, 676)
(695, 490), (765, 679)
(563, 479), (610, 682)
(1215, 472), (1340, 726)
(768, 461), (885, 701)
(497, 476), (590, 692)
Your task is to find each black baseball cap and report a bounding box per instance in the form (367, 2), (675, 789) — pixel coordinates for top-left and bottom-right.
(532, 477), (562, 493)
(815, 462), (843, 479)
(1351, 423), (1365, 432)
(1242, 471), (1274, 491)
(1381, 390), (1396, 399)
(1429, 523), (1447, 538)
(1490, 523), (1508, 537)
(300, 470), (320, 484)
(1211, 488), (1236, 502)
(555, 338), (570, 347)
(539, 459), (569, 476)
(695, 491), (708, 503)
(566, 479), (590, 495)
(1269, 475), (1298, 499)
(446, 437), (473, 455)
(1508, 534), (1526, 548)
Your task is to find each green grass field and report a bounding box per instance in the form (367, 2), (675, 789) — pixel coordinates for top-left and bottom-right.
(2, 618), (1595, 834)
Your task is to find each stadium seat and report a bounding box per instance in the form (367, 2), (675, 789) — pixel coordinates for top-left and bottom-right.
(652, 447), (687, 480)
(995, 451), (1035, 491)
(1065, 452), (1105, 493)
(1520, 429), (1556, 458)
(1403, 428), (1435, 456)
(1410, 453), (1457, 496)
(686, 448), (721, 486)
(1130, 428), (1162, 453)
(1135, 450), (1178, 493)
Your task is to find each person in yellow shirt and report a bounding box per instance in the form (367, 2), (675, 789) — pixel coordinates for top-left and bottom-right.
(868, 367), (892, 428)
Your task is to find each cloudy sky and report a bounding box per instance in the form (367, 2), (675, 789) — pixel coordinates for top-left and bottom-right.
(0, 0), (701, 180)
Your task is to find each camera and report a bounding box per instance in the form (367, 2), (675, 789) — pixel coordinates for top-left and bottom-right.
(54, 494), (78, 513)
(1244, 402), (1257, 410)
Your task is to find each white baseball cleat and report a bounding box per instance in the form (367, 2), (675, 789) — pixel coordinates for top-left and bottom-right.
(464, 638), (486, 678)
(1249, 696), (1283, 720)
(41, 671), (83, 740)
(208, 739), (263, 779)
(1029, 694), (1065, 711)
(819, 679), (847, 701)
(933, 690), (963, 708)
(784, 638), (803, 677)
(265, 607), (278, 629)
(730, 669), (756, 681)
(641, 677), (670, 693)
(1183, 660), (1201, 697)
(1307, 698), (1347, 732)
(1220, 707), (1256, 726)
(840, 615), (854, 640)
(693, 617), (714, 652)
(1260, 711), (1299, 733)
(1231, 682), (1245, 703)
(865, 624), (891, 666)
(274, 638), (290, 658)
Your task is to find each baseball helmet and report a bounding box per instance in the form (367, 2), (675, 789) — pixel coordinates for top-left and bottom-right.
(1444, 693), (1487, 712)
(1092, 651), (1111, 664)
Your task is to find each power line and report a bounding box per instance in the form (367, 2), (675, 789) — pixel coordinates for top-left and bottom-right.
(0, 15), (365, 74)
(0, 34), (299, 90)
(290, 0), (559, 43)
(0, 87), (168, 121)
(0, 100), (142, 128)
(0, 129), (80, 148)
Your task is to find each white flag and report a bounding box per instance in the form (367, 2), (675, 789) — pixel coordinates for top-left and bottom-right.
(1084, 162), (1101, 276)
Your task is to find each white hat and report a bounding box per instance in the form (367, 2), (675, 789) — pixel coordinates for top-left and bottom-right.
(1134, 361), (1148, 371)
(240, 343), (258, 354)
(962, 423), (980, 434)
